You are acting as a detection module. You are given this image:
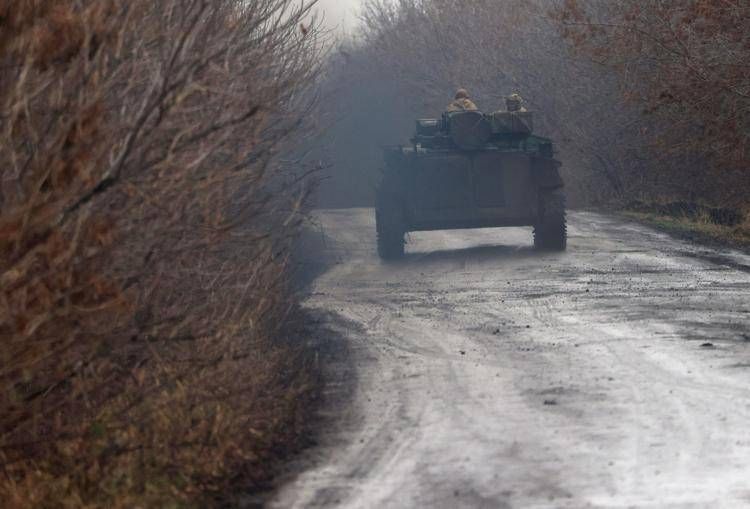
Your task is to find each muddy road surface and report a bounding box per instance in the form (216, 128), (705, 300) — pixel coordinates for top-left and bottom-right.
(270, 209), (750, 508)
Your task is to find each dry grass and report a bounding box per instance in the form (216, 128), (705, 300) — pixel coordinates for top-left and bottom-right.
(623, 211), (750, 248)
(0, 0), (324, 506)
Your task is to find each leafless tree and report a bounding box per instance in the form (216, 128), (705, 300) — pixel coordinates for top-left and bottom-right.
(557, 0), (750, 206)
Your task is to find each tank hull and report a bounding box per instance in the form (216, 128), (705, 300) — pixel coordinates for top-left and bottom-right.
(381, 148), (561, 233)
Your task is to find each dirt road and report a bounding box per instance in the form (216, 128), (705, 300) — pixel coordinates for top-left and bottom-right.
(270, 209), (750, 508)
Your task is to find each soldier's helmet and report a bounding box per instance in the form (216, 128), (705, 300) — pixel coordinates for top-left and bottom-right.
(506, 93), (523, 112)
(455, 88), (470, 100)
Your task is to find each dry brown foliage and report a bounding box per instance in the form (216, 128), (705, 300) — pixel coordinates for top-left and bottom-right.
(555, 0), (750, 206)
(0, 0), (323, 505)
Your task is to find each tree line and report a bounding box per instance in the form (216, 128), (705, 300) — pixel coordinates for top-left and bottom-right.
(319, 0), (750, 213)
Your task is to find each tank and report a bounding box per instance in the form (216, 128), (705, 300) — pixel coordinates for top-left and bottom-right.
(375, 109), (566, 259)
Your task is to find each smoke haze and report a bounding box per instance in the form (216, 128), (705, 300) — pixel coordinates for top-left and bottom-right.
(317, 0), (361, 32)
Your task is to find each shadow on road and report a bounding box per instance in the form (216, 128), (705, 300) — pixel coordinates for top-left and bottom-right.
(401, 243), (543, 265)
(292, 224), (339, 292)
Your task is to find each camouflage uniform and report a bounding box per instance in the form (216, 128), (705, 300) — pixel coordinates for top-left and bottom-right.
(447, 89), (478, 112)
(506, 93), (527, 113)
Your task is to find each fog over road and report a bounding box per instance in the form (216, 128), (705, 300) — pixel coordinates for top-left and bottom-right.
(270, 209), (750, 508)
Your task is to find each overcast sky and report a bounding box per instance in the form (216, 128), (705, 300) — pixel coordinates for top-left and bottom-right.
(316, 0), (362, 32)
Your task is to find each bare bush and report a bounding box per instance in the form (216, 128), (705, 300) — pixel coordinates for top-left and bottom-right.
(0, 0), (323, 505)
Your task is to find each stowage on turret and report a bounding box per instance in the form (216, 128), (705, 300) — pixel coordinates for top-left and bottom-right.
(376, 91), (566, 259)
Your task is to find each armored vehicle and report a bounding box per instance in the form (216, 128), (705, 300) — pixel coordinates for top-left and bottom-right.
(376, 109), (566, 259)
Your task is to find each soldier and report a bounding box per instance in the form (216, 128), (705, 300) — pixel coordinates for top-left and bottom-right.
(506, 93), (527, 113)
(447, 88), (478, 112)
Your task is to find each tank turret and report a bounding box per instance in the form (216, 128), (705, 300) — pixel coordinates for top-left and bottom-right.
(410, 109), (552, 157)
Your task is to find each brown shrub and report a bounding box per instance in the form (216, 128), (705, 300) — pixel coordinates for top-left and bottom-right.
(0, 0), (323, 506)
(555, 0), (750, 207)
